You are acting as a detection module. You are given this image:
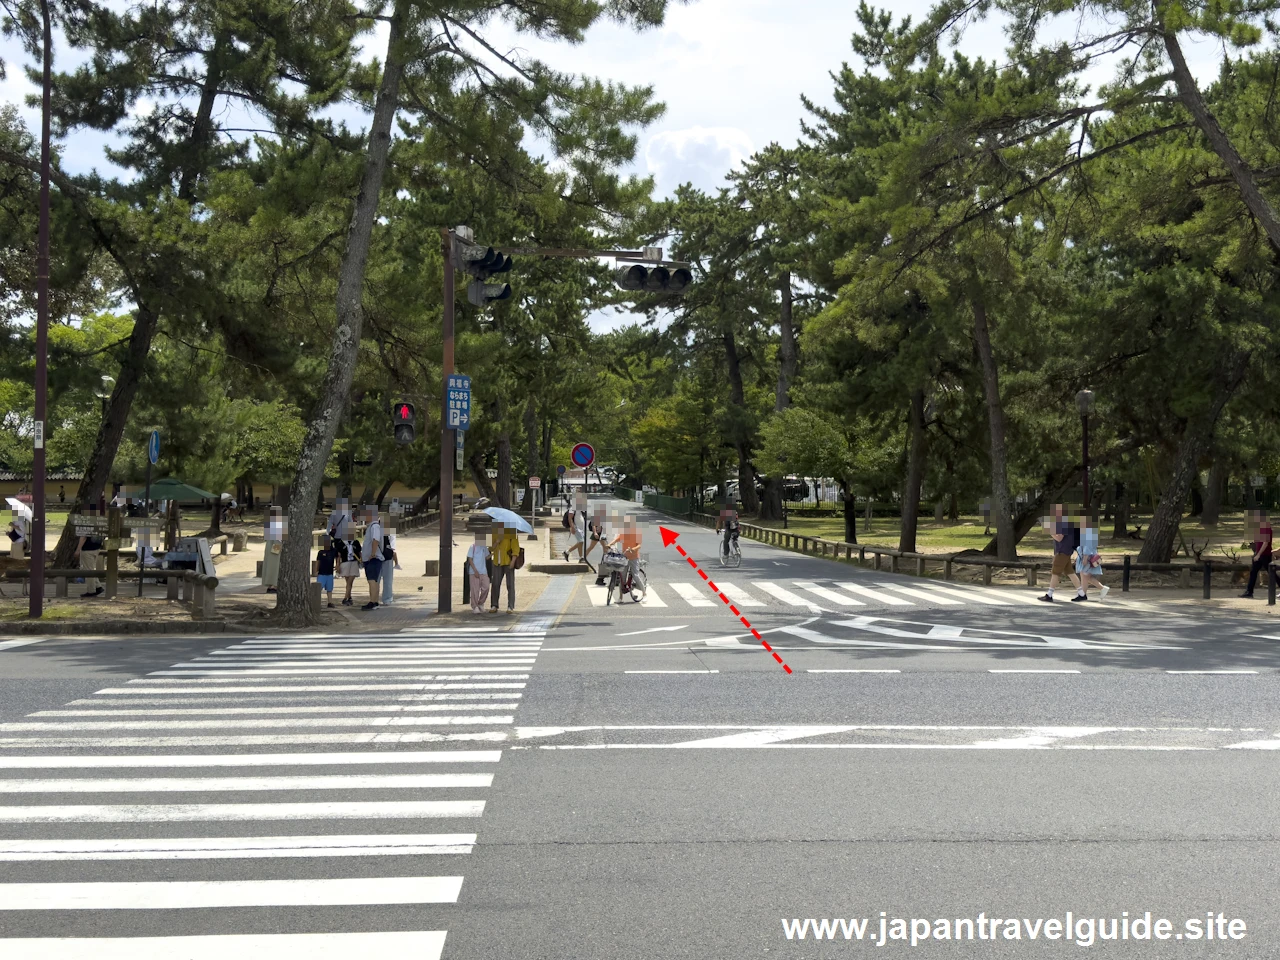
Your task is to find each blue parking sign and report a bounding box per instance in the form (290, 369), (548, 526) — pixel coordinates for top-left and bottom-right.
(446, 374), (472, 431)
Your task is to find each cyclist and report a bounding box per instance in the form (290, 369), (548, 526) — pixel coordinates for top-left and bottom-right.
(715, 504), (740, 559)
(607, 514), (645, 599)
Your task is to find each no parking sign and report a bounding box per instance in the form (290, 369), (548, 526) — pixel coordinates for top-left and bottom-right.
(571, 443), (595, 469)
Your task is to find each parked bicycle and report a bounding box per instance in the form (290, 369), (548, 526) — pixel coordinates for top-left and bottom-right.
(601, 549), (648, 604)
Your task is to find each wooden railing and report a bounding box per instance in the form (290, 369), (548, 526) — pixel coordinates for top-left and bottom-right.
(3, 567), (221, 619)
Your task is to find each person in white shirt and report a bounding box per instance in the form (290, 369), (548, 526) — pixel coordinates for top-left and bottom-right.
(360, 506), (384, 610)
(327, 498), (351, 540)
(380, 523), (400, 605)
(465, 529), (491, 614)
(261, 506), (285, 593)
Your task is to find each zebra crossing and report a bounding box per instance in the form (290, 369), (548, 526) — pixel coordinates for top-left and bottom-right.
(0, 627), (543, 958)
(584, 576), (1068, 611)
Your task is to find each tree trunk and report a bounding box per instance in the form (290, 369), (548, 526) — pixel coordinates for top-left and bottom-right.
(758, 476), (783, 521)
(469, 451), (495, 501)
(899, 388), (927, 553)
(1190, 475), (1204, 517)
(274, 5), (406, 624)
(1113, 482), (1129, 540)
(374, 478), (394, 509)
(496, 432), (512, 508)
(776, 269), (796, 412)
(53, 306), (159, 567)
(841, 486), (858, 544)
(1163, 29), (1280, 256)
(1202, 457), (1226, 526)
(1139, 352), (1249, 562)
(971, 295), (1017, 560)
(723, 329), (760, 514)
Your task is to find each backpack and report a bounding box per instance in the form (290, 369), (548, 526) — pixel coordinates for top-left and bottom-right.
(562, 510), (572, 530)
(383, 534), (393, 556)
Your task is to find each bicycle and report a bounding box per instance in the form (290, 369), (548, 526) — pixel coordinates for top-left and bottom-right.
(602, 550), (648, 604)
(719, 526), (741, 568)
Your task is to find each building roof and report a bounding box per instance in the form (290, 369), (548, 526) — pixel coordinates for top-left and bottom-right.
(0, 463), (83, 481)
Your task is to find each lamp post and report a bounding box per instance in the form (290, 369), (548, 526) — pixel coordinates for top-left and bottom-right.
(29, 0), (52, 619)
(1076, 389), (1094, 513)
(94, 375), (115, 418)
(778, 455), (789, 530)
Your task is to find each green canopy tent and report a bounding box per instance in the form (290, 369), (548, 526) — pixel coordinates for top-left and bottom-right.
(147, 478), (217, 504)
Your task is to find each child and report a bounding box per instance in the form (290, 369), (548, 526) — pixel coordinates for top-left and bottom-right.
(1072, 517), (1108, 601)
(465, 530), (491, 614)
(381, 524), (399, 606)
(316, 536), (337, 608)
(337, 534), (362, 606)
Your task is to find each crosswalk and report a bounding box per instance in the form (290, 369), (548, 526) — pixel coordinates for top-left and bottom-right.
(584, 576), (1076, 611)
(0, 627), (542, 957)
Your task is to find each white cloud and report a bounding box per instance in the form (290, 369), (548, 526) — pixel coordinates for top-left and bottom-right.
(644, 126), (755, 196)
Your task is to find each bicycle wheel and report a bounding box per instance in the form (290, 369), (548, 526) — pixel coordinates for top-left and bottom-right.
(606, 571), (616, 606)
(718, 540), (728, 567)
(729, 539), (742, 567)
(629, 568), (646, 603)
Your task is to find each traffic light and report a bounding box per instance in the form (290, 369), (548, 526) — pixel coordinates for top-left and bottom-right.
(454, 240), (513, 306)
(614, 262), (692, 295)
(392, 400), (415, 446)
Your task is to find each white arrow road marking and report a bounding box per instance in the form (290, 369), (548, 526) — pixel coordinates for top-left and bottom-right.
(660, 726), (855, 748)
(617, 626), (688, 637)
(828, 615), (1182, 650)
(968, 726), (1114, 748)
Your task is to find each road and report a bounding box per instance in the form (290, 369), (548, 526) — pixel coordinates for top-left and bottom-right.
(0, 500), (1277, 957)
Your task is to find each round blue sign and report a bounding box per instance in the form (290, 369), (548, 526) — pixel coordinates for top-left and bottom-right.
(148, 430), (161, 465)
(556, 465), (566, 475)
(571, 443), (595, 468)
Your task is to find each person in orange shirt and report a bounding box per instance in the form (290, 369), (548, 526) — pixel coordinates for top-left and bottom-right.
(608, 514), (645, 598)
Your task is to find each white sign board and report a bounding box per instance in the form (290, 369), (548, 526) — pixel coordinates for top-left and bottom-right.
(515, 489), (526, 505)
(529, 477), (541, 488)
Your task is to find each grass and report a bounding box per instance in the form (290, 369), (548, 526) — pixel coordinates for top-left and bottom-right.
(750, 511), (1258, 560)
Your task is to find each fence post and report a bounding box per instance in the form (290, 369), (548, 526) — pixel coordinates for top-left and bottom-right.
(1029, 564), (1037, 588)
(55, 576), (67, 598)
(1202, 560), (1211, 600)
(915, 557), (925, 577)
(1179, 566), (1190, 590)
(858, 546), (866, 563)
(983, 565), (992, 586)
(873, 552), (881, 571)
(1122, 555), (1130, 593)
(202, 580), (217, 619)
(944, 559), (952, 581)
(167, 573), (180, 600)
(890, 555), (899, 573)
(1269, 564), (1277, 607)
(182, 574), (193, 604)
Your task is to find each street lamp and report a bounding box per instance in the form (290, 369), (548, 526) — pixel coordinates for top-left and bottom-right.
(778, 455), (789, 530)
(1076, 389), (1094, 513)
(94, 375), (115, 418)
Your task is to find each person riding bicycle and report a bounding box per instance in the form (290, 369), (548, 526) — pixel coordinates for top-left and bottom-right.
(607, 515), (645, 599)
(716, 506), (740, 558)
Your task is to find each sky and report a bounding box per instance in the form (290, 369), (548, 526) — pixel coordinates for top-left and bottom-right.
(0, 0), (1231, 332)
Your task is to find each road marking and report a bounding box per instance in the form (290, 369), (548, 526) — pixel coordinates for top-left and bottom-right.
(0, 773), (493, 793)
(879, 583), (964, 605)
(754, 581), (824, 610)
(146, 668), (532, 676)
(0, 733), (517, 748)
(0, 639), (49, 652)
(39, 703), (519, 716)
(0, 801), (485, 822)
(806, 669), (901, 673)
(835, 583), (912, 605)
(988, 669), (1081, 674)
(108, 679), (528, 691)
(669, 583), (714, 606)
(0, 716), (514, 731)
(0, 931), (447, 959)
(0, 750), (501, 768)
(0, 834), (477, 861)
(714, 581), (765, 607)
(1165, 670), (1259, 675)
(174, 658), (538, 667)
(794, 582), (865, 606)
(0, 876), (463, 910)
(624, 670), (718, 674)
(617, 626), (688, 636)
(660, 726), (853, 748)
(918, 583), (1014, 605)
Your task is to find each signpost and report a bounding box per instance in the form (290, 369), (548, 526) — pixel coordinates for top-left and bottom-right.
(447, 374), (472, 431)
(571, 443), (595, 469)
(456, 431), (464, 471)
(145, 430), (160, 512)
(528, 476), (540, 536)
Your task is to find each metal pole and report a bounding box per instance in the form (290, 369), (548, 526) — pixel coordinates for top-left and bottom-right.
(29, 0), (52, 619)
(138, 458), (152, 598)
(1081, 413), (1090, 513)
(438, 229), (455, 614)
(1122, 554), (1131, 593)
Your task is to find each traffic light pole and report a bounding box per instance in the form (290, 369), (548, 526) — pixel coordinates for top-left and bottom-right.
(439, 228), (456, 614)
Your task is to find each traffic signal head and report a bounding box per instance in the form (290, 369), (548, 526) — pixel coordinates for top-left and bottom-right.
(614, 262), (692, 295)
(455, 242), (512, 278)
(468, 280), (512, 307)
(392, 401), (415, 446)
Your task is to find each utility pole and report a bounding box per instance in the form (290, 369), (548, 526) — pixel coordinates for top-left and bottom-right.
(438, 229), (456, 614)
(30, 0), (52, 619)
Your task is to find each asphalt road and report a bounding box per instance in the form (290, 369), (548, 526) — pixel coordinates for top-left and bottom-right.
(0, 501), (1277, 958)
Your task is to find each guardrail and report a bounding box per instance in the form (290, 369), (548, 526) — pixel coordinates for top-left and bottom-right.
(3, 567), (221, 619)
(677, 509), (1277, 600)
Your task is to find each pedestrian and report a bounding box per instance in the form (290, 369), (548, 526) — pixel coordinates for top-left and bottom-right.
(1072, 516), (1108, 601)
(327, 497), (351, 541)
(381, 521), (399, 606)
(261, 505), (284, 594)
(561, 492), (588, 562)
(337, 532), (361, 605)
(607, 514), (646, 599)
(586, 505), (608, 586)
(316, 535), (337, 608)
(74, 506), (104, 597)
(7, 511), (28, 557)
(465, 529), (491, 614)
(58, 485), (65, 504)
(1038, 503), (1079, 603)
(490, 519), (522, 614)
(1240, 508), (1273, 599)
(360, 505), (384, 610)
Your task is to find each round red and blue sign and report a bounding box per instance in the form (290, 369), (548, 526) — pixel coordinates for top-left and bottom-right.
(571, 442), (595, 468)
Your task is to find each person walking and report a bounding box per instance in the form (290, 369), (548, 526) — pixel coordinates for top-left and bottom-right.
(1241, 508), (1273, 599)
(586, 505), (608, 586)
(1038, 503), (1078, 603)
(58, 485), (65, 504)
(360, 506), (384, 611)
(490, 520), (522, 614)
(561, 493), (588, 562)
(381, 522), (399, 606)
(327, 498), (352, 541)
(261, 506), (284, 594)
(1072, 516), (1108, 601)
(337, 533), (361, 606)
(465, 530), (492, 615)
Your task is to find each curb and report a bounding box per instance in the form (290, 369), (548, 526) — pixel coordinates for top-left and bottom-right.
(0, 620), (246, 636)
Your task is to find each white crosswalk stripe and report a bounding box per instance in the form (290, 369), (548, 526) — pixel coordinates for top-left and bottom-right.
(836, 582), (914, 605)
(877, 582), (965, 605)
(0, 628), (542, 953)
(712, 581), (765, 607)
(669, 582), (715, 606)
(754, 581), (823, 610)
(794, 581), (866, 606)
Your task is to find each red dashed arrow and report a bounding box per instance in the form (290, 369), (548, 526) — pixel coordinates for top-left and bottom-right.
(659, 526), (792, 674)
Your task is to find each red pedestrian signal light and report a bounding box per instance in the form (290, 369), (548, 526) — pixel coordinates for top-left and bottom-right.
(393, 401), (416, 446)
